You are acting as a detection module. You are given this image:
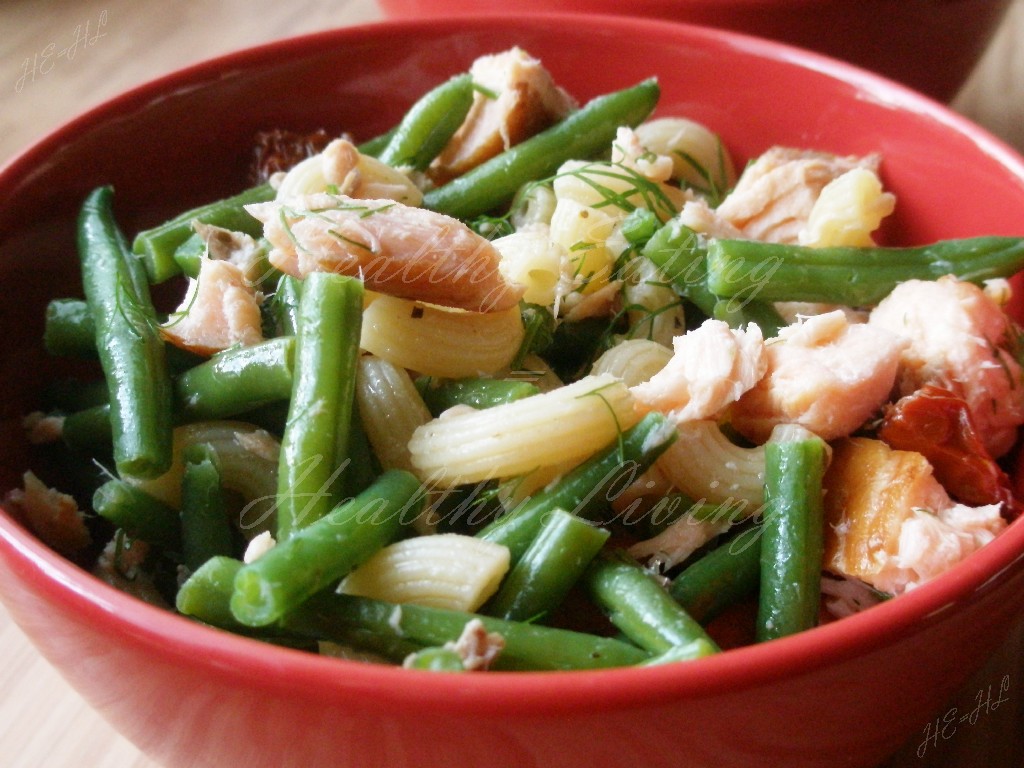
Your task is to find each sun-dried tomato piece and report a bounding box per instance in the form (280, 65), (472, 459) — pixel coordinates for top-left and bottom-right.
(250, 128), (333, 183)
(878, 384), (1021, 519)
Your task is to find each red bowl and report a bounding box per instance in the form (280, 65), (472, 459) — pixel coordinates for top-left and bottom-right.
(377, 0), (1014, 102)
(2, 14), (1024, 768)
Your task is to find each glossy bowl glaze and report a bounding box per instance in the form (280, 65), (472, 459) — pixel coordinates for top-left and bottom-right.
(377, 0), (1014, 101)
(2, 15), (1024, 768)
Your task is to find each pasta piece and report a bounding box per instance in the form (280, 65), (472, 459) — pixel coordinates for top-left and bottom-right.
(356, 355), (433, 474)
(656, 420), (765, 508)
(493, 224), (570, 306)
(338, 534), (510, 612)
(609, 463), (676, 522)
(798, 167), (895, 248)
(591, 338), (673, 386)
(511, 183), (557, 229)
(548, 197), (618, 295)
(633, 117), (736, 195)
(360, 295), (524, 378)
(408, 374), (640, 487)
(128, 421), (280, 537)
(553, 159), (683, 220)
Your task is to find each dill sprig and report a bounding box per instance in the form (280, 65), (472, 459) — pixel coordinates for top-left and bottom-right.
(553, 160), (680, 221)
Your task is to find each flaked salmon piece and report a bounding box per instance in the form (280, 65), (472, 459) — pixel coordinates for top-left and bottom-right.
(677, 197), (744, 240)
(22, 411), (64, 445)
(731, 310), (906, 442)
(160, 258), (264, 356)
(823, 437), (1005, 595)
(92, 535), (169, 608)
(773, 302), (867, 326)
(248, 193), (524, 313)
(561, 279), (622, 321)
(627, 511), (733, 573)
(869, 276), (1024, 458)
(715, 146), (882, 243)
(275, 138), (423, 207)
(3, 471), (91, 556)
(192, 221), (275, 289)
(429, 47), (576, 185)
(820, 574), (885, 619)
(437, 618), (505, 671)
(631, 319), (766, 424)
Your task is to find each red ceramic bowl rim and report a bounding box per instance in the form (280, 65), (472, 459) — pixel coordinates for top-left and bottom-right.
(3, 13), (1024, 717)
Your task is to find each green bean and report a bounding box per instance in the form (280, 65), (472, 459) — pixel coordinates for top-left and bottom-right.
(756, 427), (828, 642)
(78, 186), (174, 479)
(705, 236), (1024, 307)
(176, 555), (245, 629)
(283, 593), (651, 671)
(61, 403), (113, 452)
(357, 126), (398, 158)
(711, 297), (786, 337)
(511, 302), (555, 370)
(417, 376), (539, 416)
(44, 298), (96, 357)
(340, 405), (382, 499)
(642, 220), (784, 335)
(171, 232), (206, 278)
(93, 478), (181, 551)
(61, 352), (294, 452)
(231, 469), (423, 627)
(585, 553), (720, 657)
(180, 444), (235, 572)
(42, 297), (202, 372)
(275, 272), (363, 538)
(131, 182), (275, 284)
(639, 639), (719, 666)
(173, 233), (281, 292)
(478, 412), (677, 563)
(485, 509), (609, 622)
(621, 207), (660, 247)
(669, 530), (762, 624)
(544, 315), (615, 382)
(641, 221), (713, 313)
(377, 73), (475, 172)
(422, 79), (660, 219)
(271, 274), (303, 336)
(174, 337), (295, 421)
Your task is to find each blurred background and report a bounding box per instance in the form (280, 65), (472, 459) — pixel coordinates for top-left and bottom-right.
(0, 1), (1021, 766)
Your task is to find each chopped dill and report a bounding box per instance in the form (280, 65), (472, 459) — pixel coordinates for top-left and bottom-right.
(574, 381), (627, 463)
(552, 160), (679, 221)
(326, 227), (376, 253)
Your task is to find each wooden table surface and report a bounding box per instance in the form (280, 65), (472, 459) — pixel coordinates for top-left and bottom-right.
(1, 1), (1023, 766)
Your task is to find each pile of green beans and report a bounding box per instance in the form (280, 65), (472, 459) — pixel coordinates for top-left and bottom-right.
(35, 56), (1019, 677)
(37, 70), (734, 674)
